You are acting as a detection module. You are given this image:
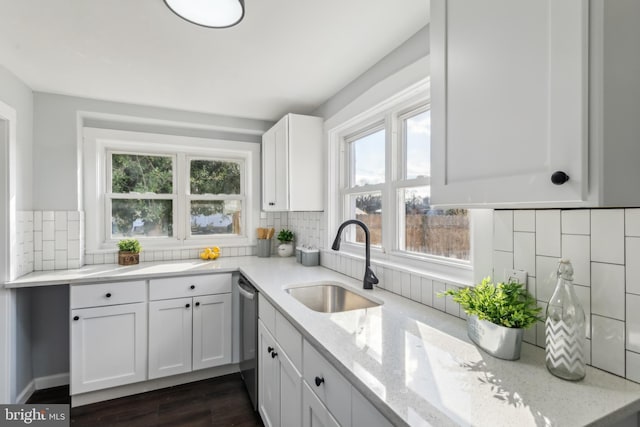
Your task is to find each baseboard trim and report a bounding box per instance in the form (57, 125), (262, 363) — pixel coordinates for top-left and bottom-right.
(35, 373), (69, 390)
(71, 364), (240, 407)
(15, 380), (35, 404)
(15, 372), (70, 404)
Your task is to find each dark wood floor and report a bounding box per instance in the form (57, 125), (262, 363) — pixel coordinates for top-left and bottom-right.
(27, 373), (264, 427)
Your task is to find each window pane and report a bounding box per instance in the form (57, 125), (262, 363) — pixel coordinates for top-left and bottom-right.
(190, 160), (241, 195)
(353, 129), (385, 186)
(111, 199), (173, 238)
(347, 193), (382, 246)
(111, 154), (173, 194)
(405, 110), (430, 179)
(402, 187), (469, 260)
(191, 200), (242, 235)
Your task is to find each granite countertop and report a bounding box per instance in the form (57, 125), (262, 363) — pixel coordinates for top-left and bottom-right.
(6, 257), (640, 426)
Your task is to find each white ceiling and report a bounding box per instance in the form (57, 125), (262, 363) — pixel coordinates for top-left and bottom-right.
(0, 0), (429, 121)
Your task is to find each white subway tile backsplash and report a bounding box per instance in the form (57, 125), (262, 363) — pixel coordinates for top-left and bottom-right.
(626, 351), (640, 383)
(42, 211), (54, 221)
(410, 275), (421, 302)
(535, 210), (561, 257)
(592, 315), (625, 377)
(626, 209), (640, 237)
(42, 241), (55, 261)
(591, 262), (625, 320)
(561, 234), (590, 286)
(432, 281), (446, 311)
(493, 250), (513, 281)
(513, 232), (535, 277)
(591, 209), (625, 264)
(401, 272), (411, 298)
(535, 256), (559, 302)
(626, 237), (640, 295)
(561, 210), (590, 235)
(573, 284), (591, 339)
(513, 210), (535, 232)
(626, 294), (640, 353)
(54, 231), (67, 250)
(421, 277), (433, 306)
(493, 210), (513, 251)
(42, 220), (54, 241)
(445, 284), (460, 316)
(54, 211), (67, 229)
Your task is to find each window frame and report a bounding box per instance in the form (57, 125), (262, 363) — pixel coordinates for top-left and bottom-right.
(83, 127), (260, 253)
(327, 81), (476, 282)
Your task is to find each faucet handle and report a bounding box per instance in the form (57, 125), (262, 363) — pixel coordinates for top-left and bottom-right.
(363, 266), (379, 290)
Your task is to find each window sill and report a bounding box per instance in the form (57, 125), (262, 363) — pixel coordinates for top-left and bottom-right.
(322, 248), (474, 287)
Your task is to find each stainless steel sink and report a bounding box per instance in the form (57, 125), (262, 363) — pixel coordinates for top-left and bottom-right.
(285, 282), (382, 313)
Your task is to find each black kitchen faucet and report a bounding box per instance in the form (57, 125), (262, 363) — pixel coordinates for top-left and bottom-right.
(331, 219), (379, 290)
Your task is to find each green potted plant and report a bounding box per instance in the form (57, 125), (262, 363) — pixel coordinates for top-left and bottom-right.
(441, 278), (541, 360)
(276, 229), (294, 257)
(117, 238), (142, 265)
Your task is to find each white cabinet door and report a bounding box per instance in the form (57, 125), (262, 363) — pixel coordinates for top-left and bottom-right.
(71, 302), (146, 394)
(148, 297), (193, 379)
(278, 345), (302, 427)
(351, 388), (392, 427)
(262, 116), (289, 211)
(302, 382), (341, 427)
(431, 0), (588, 207)
(192, 293), (232, 371)
(258, 321), (280, 427)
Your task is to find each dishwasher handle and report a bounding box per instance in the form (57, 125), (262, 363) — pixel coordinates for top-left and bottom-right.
(237, 278), (256, 300)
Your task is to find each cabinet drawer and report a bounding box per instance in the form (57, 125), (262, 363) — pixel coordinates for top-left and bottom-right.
(71, 280), (146, 309)
(276, 311), (302, 372)
(259, 294), (276, 335)
(303, 340), (351, 427)
(149, 273), (231, 300)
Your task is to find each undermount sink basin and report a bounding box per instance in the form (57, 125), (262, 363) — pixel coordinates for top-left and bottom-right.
(285, 282), (382, 313)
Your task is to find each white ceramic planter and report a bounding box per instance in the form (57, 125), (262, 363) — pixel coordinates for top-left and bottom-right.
(278, 242), (294, 257)
(467, 315), (524, 360)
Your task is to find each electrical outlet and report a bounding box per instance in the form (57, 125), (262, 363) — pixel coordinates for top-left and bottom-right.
(505, 269), (527, 285)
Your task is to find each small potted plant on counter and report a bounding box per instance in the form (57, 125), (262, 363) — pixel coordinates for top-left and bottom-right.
(441, 278), (541, 360)
(117, 238), (142, 265)
(277, 229), (294, 257)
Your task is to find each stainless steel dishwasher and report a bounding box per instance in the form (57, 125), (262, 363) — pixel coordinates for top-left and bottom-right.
(238, 274), (258, 410)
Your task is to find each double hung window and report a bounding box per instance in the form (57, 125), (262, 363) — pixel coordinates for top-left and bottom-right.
(85, 128), (259, 251)
(339, 97), (470, 263)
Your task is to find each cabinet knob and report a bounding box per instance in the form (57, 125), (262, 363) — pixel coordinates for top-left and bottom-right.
(185, 303), (191, 309)
(73, 316), (79, 321)
(267, 346), (274, 353)
(315, 376), (325, 387)
(551, 171), (570, 185)
(105, 292), (112, 298)
(195, 302), (200, 307)
(190, 285), (196, 290)
(269, 202), (275, 206)
(271, 351), (278, 359)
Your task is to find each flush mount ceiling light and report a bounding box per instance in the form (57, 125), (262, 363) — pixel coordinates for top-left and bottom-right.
(164, 0), (245, 28)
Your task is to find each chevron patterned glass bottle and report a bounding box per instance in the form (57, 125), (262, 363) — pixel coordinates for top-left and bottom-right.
(545, 259), (586, 380)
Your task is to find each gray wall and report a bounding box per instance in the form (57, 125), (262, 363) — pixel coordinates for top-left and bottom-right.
(312, 25), (429, 120)
(0, 65), (33, 211)
(31, 286), (69, 378)
(33, 92), (274, 211)
(0, 65), (34, 399)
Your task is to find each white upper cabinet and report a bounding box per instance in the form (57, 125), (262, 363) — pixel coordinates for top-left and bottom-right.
(431, 0), (640, 208)
(262, 114), (323, 211)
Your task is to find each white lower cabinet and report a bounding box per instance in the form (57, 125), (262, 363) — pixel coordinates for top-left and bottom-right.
(70, 302), (147, 394)
(302, 382), (340, 427)
(258, 320), (302, 427)
(148, 297), (193, 379)
(148, 293), (231, 379)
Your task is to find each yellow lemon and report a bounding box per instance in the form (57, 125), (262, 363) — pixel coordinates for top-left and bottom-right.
(212, 246), (220, 254)
(199, 252), (208, 260)
(208, 252), (219, 260)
